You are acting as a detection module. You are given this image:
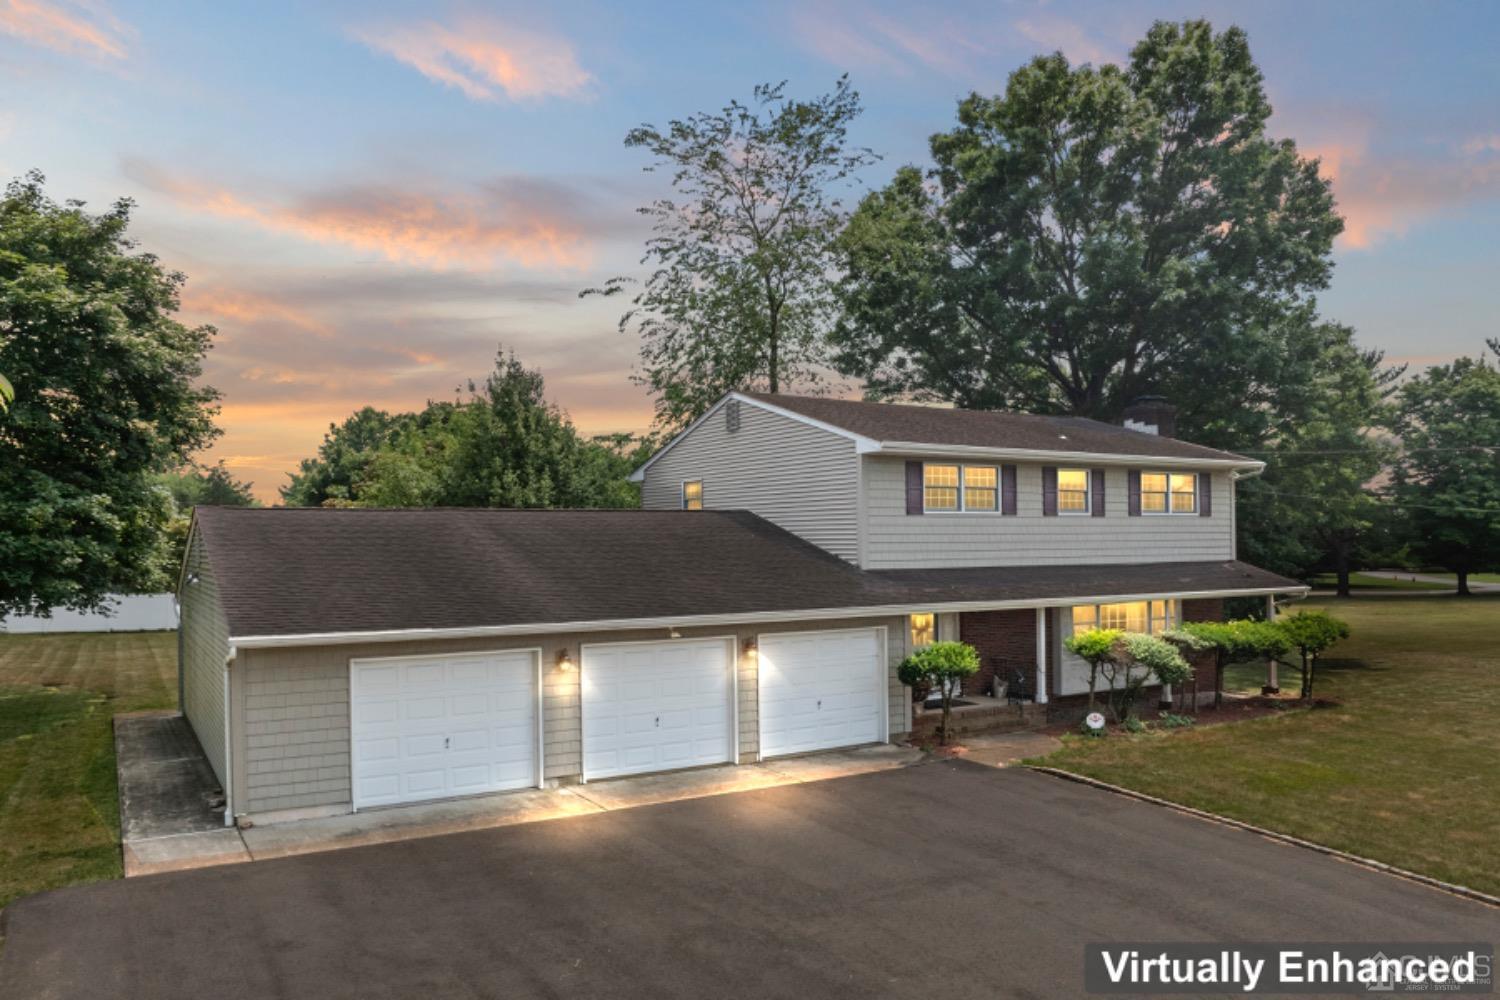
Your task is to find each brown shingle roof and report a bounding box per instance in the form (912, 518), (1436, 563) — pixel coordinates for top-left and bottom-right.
(744, 393), (1255, 464)
(193, 507), (1300, 641)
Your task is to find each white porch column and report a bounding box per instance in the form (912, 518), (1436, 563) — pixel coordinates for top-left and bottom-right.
(1034, 607), (1049, 704)
(1263, 594), (1280, 694)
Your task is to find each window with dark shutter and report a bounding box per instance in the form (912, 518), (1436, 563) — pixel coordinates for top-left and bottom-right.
(1041, 466), (1058, 516)
(1198, 472), (1212, 516)
(905, 461), (923, 515)
(1128, 470), (1142, 517)
(1091, 469), (1106, 517)
(1001, 464), (1017, 515)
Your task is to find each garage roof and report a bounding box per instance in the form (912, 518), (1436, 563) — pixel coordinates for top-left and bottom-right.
(192, 507), (1302, 646)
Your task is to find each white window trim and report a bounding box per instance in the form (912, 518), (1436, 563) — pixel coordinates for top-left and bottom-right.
(1057, 468), (1091, 516)
(922, 462), (1002, 514)
(1140, 471), (1199, 516)
(681, 479), (703, 510)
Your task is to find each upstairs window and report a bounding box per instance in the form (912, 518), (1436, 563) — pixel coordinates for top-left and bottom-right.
(923, 463), (999, 512)
(963, 466), (998, 511)
(682, 480), (703, 510)
(1141, 472), (1197, 514)
(923, 464), (959, 511)
(1057, 468), (1090, 513)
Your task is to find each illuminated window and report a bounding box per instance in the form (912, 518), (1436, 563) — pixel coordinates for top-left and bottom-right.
(963, 466), (998, 511)
(1141, 472), (1197, 514)
(1141, 473), (1168, 513)
(910, 613), (936, 648)
(1170, 474), (1198, 513)
(1072, 600), (1178, 635)
(923, 463), (1000, 512)
(923, 465), (959, 511)
(682, 480), (703, 510)
(1058, 468), (1090, 513)
(1098, 601), (1148, 633)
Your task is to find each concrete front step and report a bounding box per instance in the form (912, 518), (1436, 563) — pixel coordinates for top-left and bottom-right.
(910, 700), (1046, 741)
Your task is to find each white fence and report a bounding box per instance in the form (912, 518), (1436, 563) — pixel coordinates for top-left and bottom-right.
(1, 593), (178, 634)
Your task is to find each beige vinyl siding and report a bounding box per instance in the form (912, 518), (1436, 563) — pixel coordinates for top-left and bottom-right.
(179, 527), (230, 788)
(640, 400), (861, 563)
(231, 614), (909, 821)
(863, 456), (1234, 569)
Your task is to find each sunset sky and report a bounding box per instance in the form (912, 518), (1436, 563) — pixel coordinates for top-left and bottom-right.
(5, 0), (1499, 500)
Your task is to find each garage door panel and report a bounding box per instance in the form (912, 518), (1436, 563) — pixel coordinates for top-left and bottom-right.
(351, 650), (538, 809)
(582, 638), (733, 780)
(759, 629), (885, 759)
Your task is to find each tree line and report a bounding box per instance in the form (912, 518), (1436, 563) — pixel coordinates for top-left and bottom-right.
(3, 19), (1497, 618)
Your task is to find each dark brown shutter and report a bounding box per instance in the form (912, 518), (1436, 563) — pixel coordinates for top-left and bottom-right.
(1128, 469), (1142, 517)
(1091, 468), (1106, 517)
(1001, 464), (1018, 515)
(1198, 472), (1212, 517)
(905, 461), (924, 515)
(1041, 466), (1058, 516)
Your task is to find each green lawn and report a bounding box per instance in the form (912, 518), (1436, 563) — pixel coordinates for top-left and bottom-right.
(1037, 595), (1500, 896)
(0, 631), (176, 908)
(1418, 572), (1500, 585)
(1308, 572), (1449, 591)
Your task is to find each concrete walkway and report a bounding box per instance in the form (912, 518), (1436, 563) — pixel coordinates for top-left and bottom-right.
(115, 713), (250, 876)
(116, 722), (923, 873)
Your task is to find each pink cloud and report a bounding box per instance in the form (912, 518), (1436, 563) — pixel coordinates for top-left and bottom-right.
(353, 17), (592, 102)
(790, 5), (987, 77)
(126, 162), (594, 271)
(180, 287), (334, 338)
(1304, 138), (1500, 249)
(1013, 15), (1117, 67)
(0, 0), (130, 60)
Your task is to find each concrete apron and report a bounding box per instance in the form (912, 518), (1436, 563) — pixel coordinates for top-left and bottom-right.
(116, 729), (924, 875)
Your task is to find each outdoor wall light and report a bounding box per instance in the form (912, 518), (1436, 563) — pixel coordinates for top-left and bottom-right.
(556, 649), (575, 671)
(743, 638), (758, 659)
(184, 572), (201, 586)
(668, 627), (682, 639)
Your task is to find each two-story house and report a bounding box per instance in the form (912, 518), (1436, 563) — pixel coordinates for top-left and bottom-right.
(177, 392), (1302, 826)
(632, 392), (1296, 708)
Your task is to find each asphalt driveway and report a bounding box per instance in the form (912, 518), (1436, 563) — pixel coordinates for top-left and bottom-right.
(2, 762), (1495, 999)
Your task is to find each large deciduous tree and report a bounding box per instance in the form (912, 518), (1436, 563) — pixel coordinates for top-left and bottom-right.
(1391, 347), (1500, 595)
(586, 77), (877, 429)
(284, 350), (649, 510)
(0, 172), (220, 615)
(281, 406), (411, 506)
(831, 20), (1384, 581)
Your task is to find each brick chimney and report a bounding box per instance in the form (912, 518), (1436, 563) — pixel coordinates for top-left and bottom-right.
(1121, 395), (1176, 438)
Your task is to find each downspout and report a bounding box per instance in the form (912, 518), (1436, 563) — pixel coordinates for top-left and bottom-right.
(223, 644), (236, 828)
(175, 595), (185, 713)
(1229, 466), (1264, 561)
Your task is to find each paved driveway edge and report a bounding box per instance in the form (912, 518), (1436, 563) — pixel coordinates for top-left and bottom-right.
(1027, 765), (1500, 910)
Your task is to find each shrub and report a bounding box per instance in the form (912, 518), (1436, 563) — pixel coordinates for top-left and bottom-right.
(1063, 627), (1123, 712)
(1276, 610), (1351, 699)
(898, 641), (980, 745)
(1097, 633), (1192, 723)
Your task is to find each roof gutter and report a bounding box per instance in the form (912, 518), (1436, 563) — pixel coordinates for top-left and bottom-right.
(228, 583), (1309, 650)
(872, 441), (1262, 472)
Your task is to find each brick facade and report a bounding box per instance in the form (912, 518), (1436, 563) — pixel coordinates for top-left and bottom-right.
(1179, 597), (1226, 700)
(959, 609), (1039, 699)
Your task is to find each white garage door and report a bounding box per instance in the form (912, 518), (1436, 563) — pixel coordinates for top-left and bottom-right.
(350, 650), (539, 809)
(758, 628), (886, 759)
(581, 637), (734, 780)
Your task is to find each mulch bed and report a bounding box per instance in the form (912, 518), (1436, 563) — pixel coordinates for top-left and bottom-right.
(1036, 693), (1340, 737)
